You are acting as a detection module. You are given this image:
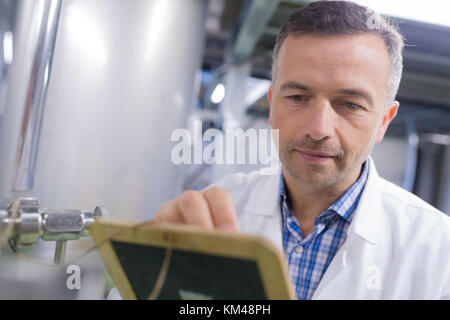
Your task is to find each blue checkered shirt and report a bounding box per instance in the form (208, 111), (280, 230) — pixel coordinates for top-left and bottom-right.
(280, 159), (369, 300)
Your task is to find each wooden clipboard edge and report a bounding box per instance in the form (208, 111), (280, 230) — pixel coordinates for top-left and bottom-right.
(89, 221), (137, 300)
(255, 242), (296, 299)
(89, 218), (295, 300)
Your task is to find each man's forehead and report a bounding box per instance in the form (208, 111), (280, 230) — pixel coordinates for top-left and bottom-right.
(274, 33), (391, 98)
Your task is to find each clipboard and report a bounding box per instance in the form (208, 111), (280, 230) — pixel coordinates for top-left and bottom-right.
(89, 219), (295, 300)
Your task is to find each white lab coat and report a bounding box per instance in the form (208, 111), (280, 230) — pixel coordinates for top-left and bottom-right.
(108, 158), (450, 300)
(211, 158), (450, 299)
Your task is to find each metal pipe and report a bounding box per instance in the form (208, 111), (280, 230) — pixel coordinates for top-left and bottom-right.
(12, 0), (62, 191)
(53, 240), (66, 265)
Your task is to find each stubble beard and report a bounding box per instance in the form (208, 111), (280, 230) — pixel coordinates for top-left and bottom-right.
(279, 138), (349, 189)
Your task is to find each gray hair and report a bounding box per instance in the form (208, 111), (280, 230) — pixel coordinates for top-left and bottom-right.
(272, 0), (405, 106)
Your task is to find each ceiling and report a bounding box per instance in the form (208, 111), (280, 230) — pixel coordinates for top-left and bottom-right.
(201, 0), (450, 137)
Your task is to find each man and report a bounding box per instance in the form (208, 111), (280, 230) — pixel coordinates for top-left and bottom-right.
(154, 1), (450, 299)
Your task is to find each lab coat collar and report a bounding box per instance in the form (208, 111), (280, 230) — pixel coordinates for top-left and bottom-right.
(245, 157), (381, 245)
(347, 156), (381, 245)
(243, 165), (282, 217)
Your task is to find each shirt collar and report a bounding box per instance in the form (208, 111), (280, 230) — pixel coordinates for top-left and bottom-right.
(280, 159), (370, 224)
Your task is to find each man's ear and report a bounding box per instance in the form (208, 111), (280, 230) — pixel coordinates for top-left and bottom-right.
(376, 101), (399, 143)
(268, 85), (273, 126)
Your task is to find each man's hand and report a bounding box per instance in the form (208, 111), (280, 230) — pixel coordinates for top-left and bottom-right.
(153, 187), (239, 232)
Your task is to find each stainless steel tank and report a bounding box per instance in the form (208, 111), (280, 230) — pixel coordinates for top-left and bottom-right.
(0, 0), (207, 299)
(0, 0), (206, 220)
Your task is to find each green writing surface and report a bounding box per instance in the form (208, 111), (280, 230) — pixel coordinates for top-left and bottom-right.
(112, 241), (267, 300)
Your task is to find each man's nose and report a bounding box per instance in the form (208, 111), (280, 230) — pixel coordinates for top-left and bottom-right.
(304, 100), (334, 141)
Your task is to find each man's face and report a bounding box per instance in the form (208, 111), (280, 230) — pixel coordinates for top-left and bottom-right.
(269, 34), (398, 189)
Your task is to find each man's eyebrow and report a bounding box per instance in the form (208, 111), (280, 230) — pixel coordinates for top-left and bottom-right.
(279, 83), (374, 105)
(338, 89), (374, 105)
(279, 81), (312, 92)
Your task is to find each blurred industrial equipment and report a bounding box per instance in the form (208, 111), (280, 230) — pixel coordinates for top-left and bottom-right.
(0, 0), (207, 299)
(0, 197), (105, 264)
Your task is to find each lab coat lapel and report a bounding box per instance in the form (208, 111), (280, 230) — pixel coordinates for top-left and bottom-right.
(312, 158), (383, 299)
(240, 167), (284, 251)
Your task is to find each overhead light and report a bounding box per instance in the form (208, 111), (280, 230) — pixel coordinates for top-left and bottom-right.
(211, 83), (225, 104)
(349, 0), (450, 28)
(3, 31), (13, 65)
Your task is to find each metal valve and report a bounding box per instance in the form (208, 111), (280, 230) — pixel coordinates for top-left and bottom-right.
(0, 198), (106, 264)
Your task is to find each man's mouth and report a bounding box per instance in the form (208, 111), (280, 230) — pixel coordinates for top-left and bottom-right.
(295, 149), (335, 163)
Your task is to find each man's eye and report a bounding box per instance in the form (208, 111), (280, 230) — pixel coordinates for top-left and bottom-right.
(344, 102), (362, 110)
(287, 95), (305, 102)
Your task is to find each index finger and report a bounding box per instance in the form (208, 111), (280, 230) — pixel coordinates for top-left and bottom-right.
(202, 187), (239, 232)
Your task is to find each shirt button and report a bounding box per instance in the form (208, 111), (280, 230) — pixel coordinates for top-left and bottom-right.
(295, 246), (303, 254)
